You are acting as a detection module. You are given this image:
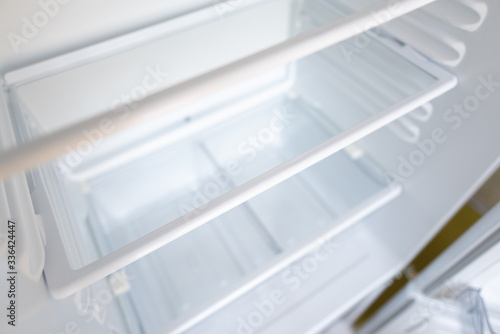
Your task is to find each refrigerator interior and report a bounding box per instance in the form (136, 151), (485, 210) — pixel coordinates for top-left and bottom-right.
(3, 0), (499, 333)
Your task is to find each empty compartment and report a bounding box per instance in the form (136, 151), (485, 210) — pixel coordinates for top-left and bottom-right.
(8, 0), (452, 285)
(3, 0), (456, 330)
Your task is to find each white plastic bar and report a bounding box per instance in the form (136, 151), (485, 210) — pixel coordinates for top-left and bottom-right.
(0, 0), (437, 181)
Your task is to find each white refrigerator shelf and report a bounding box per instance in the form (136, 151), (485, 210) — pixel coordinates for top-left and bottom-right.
(0, 1), (453, 328)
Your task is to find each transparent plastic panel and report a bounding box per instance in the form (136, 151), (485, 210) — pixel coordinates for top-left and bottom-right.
(62, 83), (393, 266)
(105, 155), (386, 334)
(11, 15), (444, 271)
